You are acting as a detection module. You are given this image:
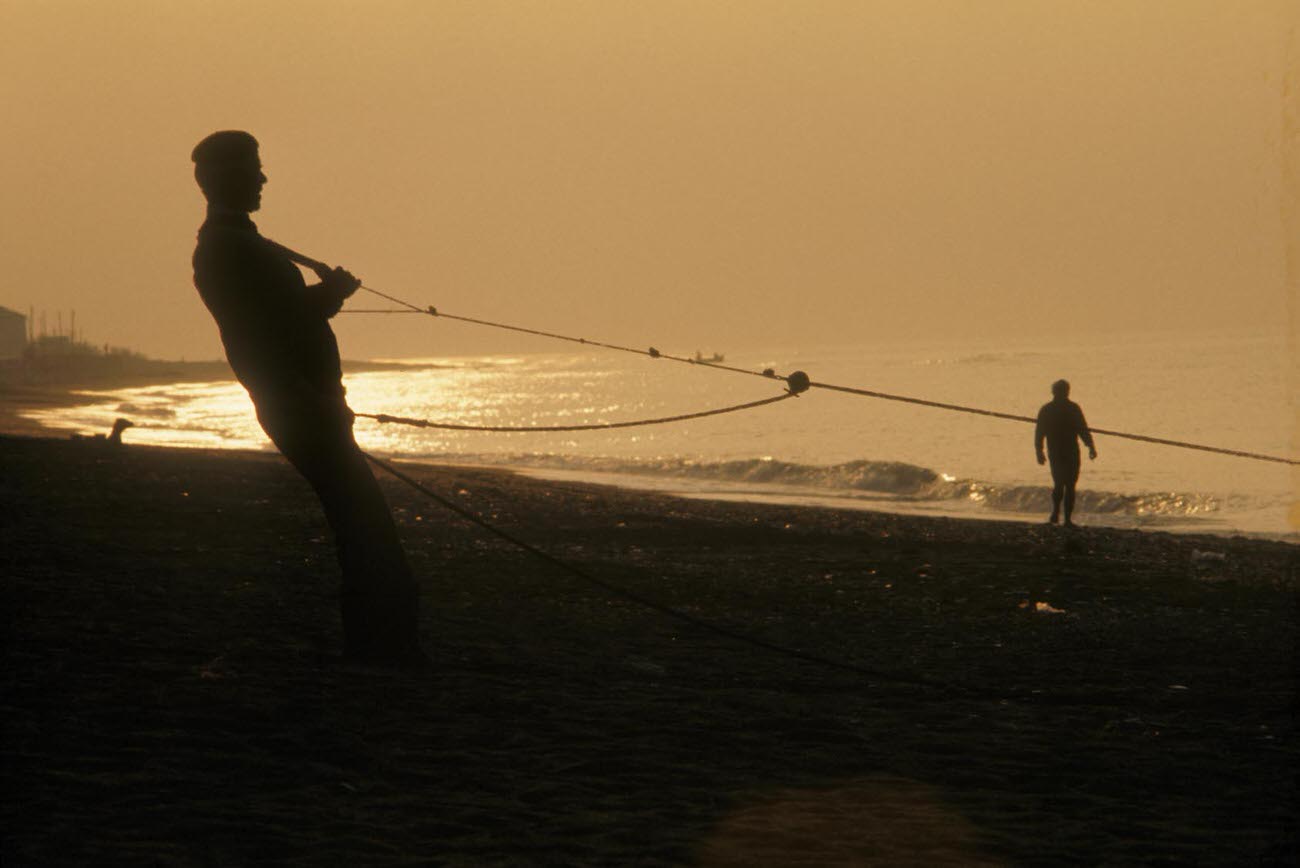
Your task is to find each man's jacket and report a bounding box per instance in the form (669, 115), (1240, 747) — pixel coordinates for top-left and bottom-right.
(193, 211), (346, 406)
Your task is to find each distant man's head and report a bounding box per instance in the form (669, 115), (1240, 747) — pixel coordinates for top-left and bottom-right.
(192, 130), (265, 212)
(1051, 379), (1070, 399)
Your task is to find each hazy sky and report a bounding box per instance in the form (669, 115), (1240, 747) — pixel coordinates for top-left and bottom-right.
(1, 1), (1293, 361)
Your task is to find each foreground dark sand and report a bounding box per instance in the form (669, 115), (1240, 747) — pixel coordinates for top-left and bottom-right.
(2, 433), (1296, 866)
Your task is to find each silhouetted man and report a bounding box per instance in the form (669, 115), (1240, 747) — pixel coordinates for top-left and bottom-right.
(191, 130), (425, 667)
(1035, 379), (1097, 527)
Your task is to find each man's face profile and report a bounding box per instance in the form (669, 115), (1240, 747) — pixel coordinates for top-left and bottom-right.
(212, 157), (266, 213)
(193, 131), (267, 213)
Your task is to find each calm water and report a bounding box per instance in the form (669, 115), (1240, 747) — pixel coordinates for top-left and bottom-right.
(28, 332), (1298, 539)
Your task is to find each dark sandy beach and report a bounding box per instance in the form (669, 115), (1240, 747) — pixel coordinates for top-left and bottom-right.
(2, 409), (1296, 864)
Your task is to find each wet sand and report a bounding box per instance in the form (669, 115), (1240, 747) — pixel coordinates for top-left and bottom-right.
(1, 427), (1296, 865)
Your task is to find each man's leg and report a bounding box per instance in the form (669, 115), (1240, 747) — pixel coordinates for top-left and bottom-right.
(1062, 463), (1081, 527)
(325, 447), (423, 662)
(260, 404), (423, 664)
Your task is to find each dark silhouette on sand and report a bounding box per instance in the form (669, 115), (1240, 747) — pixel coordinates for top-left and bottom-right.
(1035, 379), (1097, 527)
(190, 131), (425, 667)
(71, 417), (134, 445)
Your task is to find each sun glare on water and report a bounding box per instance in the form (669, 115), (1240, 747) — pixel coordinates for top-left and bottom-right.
(26, 380), (267, 451)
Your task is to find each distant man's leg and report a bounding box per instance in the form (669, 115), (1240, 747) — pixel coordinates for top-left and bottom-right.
(1049, 456), (1080, 526)
(1049, 470), (1064, 524)
(1062, 462), (1081, 526)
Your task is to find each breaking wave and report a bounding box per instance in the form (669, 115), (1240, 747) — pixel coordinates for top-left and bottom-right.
(412, 452), (1222, 519)
(966, 482), (1221, 518)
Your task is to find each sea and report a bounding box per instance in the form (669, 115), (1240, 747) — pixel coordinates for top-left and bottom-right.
(25, 331), (1298, 541)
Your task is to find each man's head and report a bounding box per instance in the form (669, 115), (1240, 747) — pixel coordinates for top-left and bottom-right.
(1051, 379), (1070, 400)
(192, 130), (265, 212)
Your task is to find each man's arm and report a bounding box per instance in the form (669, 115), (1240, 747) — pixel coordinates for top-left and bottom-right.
(303, 265), (361, 318)
(1076, 405), (1098, 460)
(1034, 408), (1047, 465)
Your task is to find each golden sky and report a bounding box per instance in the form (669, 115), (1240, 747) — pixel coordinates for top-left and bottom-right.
(1, 1), (1293, 360)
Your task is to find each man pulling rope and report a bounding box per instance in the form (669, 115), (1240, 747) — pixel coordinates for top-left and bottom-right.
(191, 131), (428, 669)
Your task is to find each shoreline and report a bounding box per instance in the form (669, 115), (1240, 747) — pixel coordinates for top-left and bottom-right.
(0, 358), (440, 437)
(508, 465), (1299, 543)
(4, 372), (1296, 543)
(2, 431), (1295, 864)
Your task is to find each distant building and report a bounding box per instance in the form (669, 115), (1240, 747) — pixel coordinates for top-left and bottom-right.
(0, 306), (26, 360)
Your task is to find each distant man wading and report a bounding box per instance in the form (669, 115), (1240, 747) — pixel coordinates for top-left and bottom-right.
(1034, 379), (1097, 527)
(191, 131), (425, 667)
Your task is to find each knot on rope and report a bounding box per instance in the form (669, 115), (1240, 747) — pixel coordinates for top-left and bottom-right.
(426, 306), (439, 316)
(649, 347), (661, 358)
(785, 370), (811, 395)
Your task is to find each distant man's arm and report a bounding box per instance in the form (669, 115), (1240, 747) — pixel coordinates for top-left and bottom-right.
(1077, 407), (1097, 460)
(1034, 410), (1047, 465)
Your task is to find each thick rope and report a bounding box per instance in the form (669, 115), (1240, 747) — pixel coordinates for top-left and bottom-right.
(356, 392), (796, 433)
(349, 288), (777, 382)
(338, 308), (426, 314)
(345, 298), (1298, 465)
(267, 237), (1298, 466)
(807, 382), (1298, 465)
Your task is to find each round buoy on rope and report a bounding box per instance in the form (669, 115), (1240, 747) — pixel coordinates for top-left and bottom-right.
(786, 370), (811, 395)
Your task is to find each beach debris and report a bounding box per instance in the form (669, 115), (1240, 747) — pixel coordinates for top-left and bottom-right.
(197, 656), (232, 680)
(623, 655), (667, 676)
(1190, 549), (1231, 583)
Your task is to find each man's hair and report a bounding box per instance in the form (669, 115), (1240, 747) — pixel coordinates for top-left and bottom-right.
(1051, 379), (1070, 398)
(192, 130), (259, 196)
